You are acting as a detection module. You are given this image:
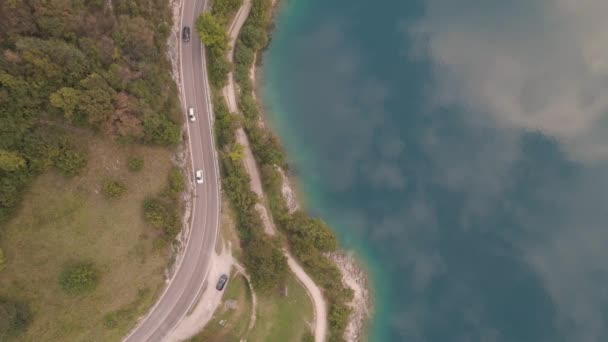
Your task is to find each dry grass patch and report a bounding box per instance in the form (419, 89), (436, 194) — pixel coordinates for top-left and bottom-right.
(0, 133), (176, 341)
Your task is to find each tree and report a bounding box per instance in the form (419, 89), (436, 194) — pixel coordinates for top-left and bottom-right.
(114, 16), (156, 61)
(285, 212), (337, 256)
(227, 143), (245, 161)
(49, 87), (80, 121)
(142, 113), (181, 146)
(244, 235), (288, 292)
(328, 303), (351, 341)
(207, 53), (231, 88)
(78, 73), (116, 127)
(54, 149), (87, 176)
(196, 13), (229, 55)
(211, 0), (243, 24)
(59, 262), (99, 295)
(239, 25), (266, 50)
(0, 150), (25, 171)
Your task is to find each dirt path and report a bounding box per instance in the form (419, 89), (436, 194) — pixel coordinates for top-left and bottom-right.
(221, 1), (328, 341)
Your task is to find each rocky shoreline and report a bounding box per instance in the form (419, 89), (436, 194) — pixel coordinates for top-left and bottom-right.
(270, 130), (372, 341)
(328, 252), (372, 341)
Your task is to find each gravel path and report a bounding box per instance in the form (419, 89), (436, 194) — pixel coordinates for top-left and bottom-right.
(222, 1), (328, 340)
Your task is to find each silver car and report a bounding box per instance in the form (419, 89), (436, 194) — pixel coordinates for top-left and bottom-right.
(195, 170), (203, 184)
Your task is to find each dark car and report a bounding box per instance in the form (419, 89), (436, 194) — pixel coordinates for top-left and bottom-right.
(216, 274), (228, 291)
(182, 26), (190, 42)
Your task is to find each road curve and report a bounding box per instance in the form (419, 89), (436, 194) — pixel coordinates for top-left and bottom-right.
(122, 0), (221, 340)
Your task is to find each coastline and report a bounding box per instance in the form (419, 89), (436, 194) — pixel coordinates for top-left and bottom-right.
(252, 2), (373, 339)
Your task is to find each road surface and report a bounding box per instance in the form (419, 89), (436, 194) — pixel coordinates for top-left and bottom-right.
(123, 0), (221, 340)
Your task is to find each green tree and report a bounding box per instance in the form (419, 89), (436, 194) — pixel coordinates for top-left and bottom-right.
(244, 235), (288, 292)
(59, 262), (99, 295)
(54, 149), (87, 176)
(196, 13), (229, 54)
(328, 303), (351, 341)
(78, 73), (116, 127)
(211, 0), (243, 24)
(49, 87), (80, 121)
(142, 113), (181, 146)
(207, 53), (231, 88)
(239, 25), (266, 50)
(227, 143), (245, 161)
(114, 16), (156, 61)
(0, 150), (25, 171)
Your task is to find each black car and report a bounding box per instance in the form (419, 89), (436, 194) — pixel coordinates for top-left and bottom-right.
(182, 26), (190, 42)
(216, 274), (228, 291)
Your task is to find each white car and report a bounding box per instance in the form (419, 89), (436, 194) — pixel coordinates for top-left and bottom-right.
(188, 107), (196, 122)
(195, 169), (204, 184)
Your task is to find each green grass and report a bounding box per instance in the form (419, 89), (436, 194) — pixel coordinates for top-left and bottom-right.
(189, 273), (253, 341)
(249, 273), (314, 342)
(0, 133), (175, 341)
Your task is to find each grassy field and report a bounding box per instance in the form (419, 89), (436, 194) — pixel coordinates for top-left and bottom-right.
(188, 273), (253, 342)
(249, 273), (314, 342)
(0, 133), (176, 341)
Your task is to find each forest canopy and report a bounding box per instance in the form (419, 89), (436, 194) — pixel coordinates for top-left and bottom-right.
(0, 0), (183, 227)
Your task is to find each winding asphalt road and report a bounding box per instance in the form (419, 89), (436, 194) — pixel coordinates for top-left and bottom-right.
(123, 0), (221, 340)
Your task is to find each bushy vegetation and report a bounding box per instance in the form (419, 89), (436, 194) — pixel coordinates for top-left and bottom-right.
(0, 0), (182, 227)
(59, 262), (100, 295)
(214, 95), (288, 292)
(143, 167), (185, 240)
(0, 1), (183, 333)
(195, 0), (288, 293)
(127, 156), (145, 172)
(102, 179), (127, 199)
(0, 297), (32, 338)
(196, 13), (231, 88)
(217, 0), (353, 339)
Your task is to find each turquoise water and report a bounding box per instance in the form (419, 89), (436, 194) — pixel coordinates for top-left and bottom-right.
(262, 0), (608, 341)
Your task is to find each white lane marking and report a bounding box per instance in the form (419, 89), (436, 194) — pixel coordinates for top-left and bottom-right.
(122, 0), (206, 340)
(164, 0), (223, 337)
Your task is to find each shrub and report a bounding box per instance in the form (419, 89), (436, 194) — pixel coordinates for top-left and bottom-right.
(127, 156), (144, 172)
(165, 167), (185, 198)
(143, 197), (179, 239)
(102, 179), (127, 199)
(55, 149), (87, 177)
(142, 113), (182, 146)
(59, 262), (99, 295)
(0, 297), (32, 337)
